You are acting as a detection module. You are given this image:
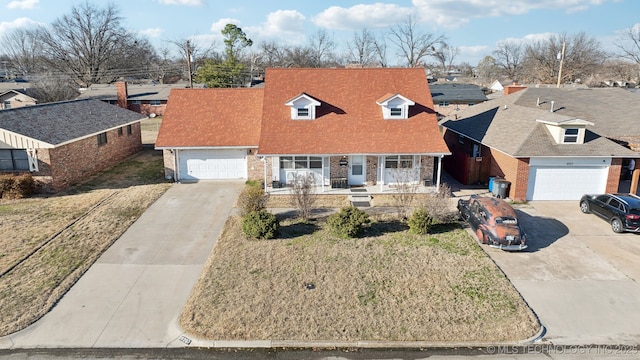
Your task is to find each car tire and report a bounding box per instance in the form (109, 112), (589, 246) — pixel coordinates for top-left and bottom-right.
(611, 218), (624, 233)
(580, 201), (590, 214)
(477, 229), (488, 244)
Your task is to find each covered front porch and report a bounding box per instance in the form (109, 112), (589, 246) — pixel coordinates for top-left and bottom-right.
(260, 153), (446, 194)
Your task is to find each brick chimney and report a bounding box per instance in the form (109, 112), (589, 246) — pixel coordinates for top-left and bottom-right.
(115, 81), (128, 109)
(504, 81), (526, 96)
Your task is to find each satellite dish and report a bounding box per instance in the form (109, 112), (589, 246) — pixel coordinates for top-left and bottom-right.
(149, 113), (156, 118)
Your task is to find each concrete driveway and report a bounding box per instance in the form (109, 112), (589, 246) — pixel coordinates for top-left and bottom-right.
(484, 200), (640, 345)
(0, 181), (243, 349)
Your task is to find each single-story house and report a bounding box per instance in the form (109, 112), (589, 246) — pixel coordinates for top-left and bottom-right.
(430, 83), (488, 120)
(0, 89), (37, 109)
(76, 81), (204, 117)
(440, 85), (639, 201)
(156, 68), (451, 191)
(0, 99), (145, 192)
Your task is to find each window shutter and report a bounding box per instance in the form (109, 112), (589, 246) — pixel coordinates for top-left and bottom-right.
(27, 149), (38, 172)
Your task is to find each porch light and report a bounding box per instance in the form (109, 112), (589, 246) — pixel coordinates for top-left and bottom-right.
(340, 156), (348, 167)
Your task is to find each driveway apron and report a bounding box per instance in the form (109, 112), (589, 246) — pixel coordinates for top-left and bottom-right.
(484, 201), (640, 345)
(1, 181), (243, 348)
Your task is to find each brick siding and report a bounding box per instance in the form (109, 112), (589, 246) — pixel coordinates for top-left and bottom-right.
(606, 158), (623, 193)
(34, 123), (142, 192)
(488, 148), (529, 201)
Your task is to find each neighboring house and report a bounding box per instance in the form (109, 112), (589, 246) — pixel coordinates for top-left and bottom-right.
(0, 99), (145, 192)
(0, 89), (37, 109)
(430, 83), (488, 120)
(76, 81), (203, 116)
(156, 68), (451, 191)
(440, 85), (639, 201)
(490, 80), (504, 93)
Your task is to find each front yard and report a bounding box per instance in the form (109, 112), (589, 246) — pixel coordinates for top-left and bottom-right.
(180, 211), (540, 342)
(0, 148), (171, 336)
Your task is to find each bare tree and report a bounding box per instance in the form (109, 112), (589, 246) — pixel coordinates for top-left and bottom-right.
(493, 40), (524, 80)
(288, 173), (317, 221)
(476, 55), (499, 79)
(29, 74), (79, 102)
(615, 24), (640, 65)
(432, 43), (459, 74)
(259, 41), (288, 68)
(523, 32), (607, 84)
(388, 14), (446, 67)
(346, 29), (377, 67)
(35, 2), (157, 87)
(169, 38), (215, 84)
(308, 29), (336, 67)
(390, 167), (420, 220)
(0, 27), (45, 77)
(373, 36), (389, 67)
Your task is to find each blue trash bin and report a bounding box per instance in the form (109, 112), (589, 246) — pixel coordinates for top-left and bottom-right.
(488, 177), (495, 192)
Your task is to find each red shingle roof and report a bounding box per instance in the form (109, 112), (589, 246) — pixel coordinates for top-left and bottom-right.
(258, 68), (450, 155)
(155, 88), (263, 148)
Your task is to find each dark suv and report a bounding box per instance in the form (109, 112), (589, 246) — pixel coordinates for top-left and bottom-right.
(579, 193), (640, 233)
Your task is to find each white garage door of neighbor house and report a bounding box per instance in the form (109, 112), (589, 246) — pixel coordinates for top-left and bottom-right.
(527, 166), (608, 201)
(178, 149), (247, 180)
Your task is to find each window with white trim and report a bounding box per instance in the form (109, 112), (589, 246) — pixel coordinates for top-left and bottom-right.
(0, 149), (29, 171)
(150, 100), (161, 106)
(385, 155), (414, 169)
(280, 156), (322, 169)
(296, 107), (310, 118)
(563, 128), (579, 143)
(439, 101), (450, 107)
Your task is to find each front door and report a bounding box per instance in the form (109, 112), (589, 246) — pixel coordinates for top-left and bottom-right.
(348, 155), (366, 186)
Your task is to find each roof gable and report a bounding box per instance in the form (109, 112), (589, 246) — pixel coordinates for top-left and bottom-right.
(155, 88), (263, 148)
(258, 68), (450, 155)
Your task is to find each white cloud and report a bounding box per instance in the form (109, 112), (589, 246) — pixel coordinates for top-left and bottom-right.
(412, 0), (614, 28)
(312, 3), (413, 30)
(210, 18), (242, 33)
(7, 0), (39, 10)
(157, 0), (204, 5)
(139, 28), (163, 38)
(0, 17), (41, 38)
(242, 10), (306, 46)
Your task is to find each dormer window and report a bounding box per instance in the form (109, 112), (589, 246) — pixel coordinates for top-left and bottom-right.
(537, 118), (593, 145)
(376, 93), (415, 119)
(285, 93), (321, 120)
(563, 128), (579, 143)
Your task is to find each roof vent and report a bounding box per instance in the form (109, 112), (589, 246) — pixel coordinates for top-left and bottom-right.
(550, 101), (555, 112)
(536, 97), (540, 106)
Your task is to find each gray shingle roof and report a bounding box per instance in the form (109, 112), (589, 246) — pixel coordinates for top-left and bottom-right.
(440, 87), (638, 158)
(430, 83), (488, 102)
(0, 99), (145, 146)
(76, 83), (204, 101)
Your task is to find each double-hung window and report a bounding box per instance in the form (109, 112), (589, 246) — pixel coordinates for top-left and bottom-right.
(385, 155), (413, 169)
(563, 128), (579, 143)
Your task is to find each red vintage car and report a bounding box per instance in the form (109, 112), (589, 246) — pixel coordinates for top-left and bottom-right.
(457, 195), (527, 251)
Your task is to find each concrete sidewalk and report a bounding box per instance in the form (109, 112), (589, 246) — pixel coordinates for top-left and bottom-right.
(0, 181), (243, 349)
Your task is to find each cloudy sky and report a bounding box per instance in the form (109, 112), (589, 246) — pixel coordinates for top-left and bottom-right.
(1, 0), (638, 65)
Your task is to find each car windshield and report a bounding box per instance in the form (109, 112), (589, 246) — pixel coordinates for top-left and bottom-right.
(495, 217), (517, 225)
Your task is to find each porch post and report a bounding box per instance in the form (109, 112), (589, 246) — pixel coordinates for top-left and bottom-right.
(379, 156), (384, 192)
(263, 156), (268, 194)
(436, 155), (443, 192)
(321, 156), (325, 193)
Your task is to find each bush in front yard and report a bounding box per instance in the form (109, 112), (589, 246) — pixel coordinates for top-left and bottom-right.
(0, 174), (36, 199)
(422, 183), (457, 224)
(242, 210), (279, 239)
(408, 207), (433, 235)
(327, 206), (370, 238)
(237, 184), (270, 216)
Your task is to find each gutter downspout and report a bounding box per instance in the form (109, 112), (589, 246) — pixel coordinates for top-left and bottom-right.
(262, 156), (268, 194)
(173, 149), (179, 182)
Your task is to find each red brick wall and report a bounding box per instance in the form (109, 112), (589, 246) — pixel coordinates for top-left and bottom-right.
(488, 148), (529, 201)
(606, 158), (623, 193)
(116, 82), (128, 109)
(247, 152), (272, 181)
(162, 149), (176, 180)
(39, 123), (142, 191)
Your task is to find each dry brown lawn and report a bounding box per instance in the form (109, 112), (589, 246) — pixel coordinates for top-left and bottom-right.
(0, 148), (171, 336)
(181, 213), (539, 342)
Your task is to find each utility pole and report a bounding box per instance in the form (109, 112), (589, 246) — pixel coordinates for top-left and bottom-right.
(556, 41), (566, 88)
(186, 40), (193, 88)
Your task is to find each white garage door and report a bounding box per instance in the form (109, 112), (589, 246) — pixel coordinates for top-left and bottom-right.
(527, 166), (608, 200)
(178, 149), (247, 180)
